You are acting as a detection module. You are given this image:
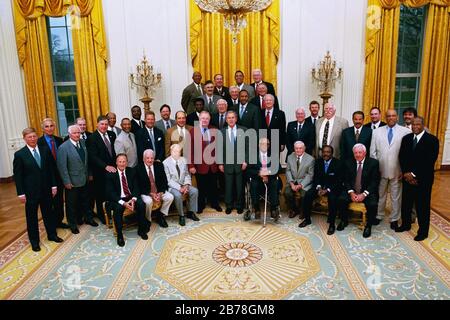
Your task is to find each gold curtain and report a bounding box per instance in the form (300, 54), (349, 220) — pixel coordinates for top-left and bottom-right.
(13, 0), (108, 133)
(190, 0), (280, 89)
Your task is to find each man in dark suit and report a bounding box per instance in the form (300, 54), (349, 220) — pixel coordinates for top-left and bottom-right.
(13, 127), (63, 252)
(130, 105), (145, 134)
(155, 104), (176, 135)
(135, 111), (165, 162)
(286, 107), (315, 155)
(188, 111), (222, 213)
(210, 99), (229, 130)
(250, 69), (276, 96)
(38, 118), (68, 229)
(181, 71), (203, 114)
(217, 111), (248, 214)
(364, 107), (386, 130)
(57, 125), (98, 234)
(260, 94), (286, 153)
(301, 145), (343, 234)
(337, 143), (380, 238)
(250, 83), (280, 110)
(340, 111), (372, 161)
(186, 98), (204, 127)
(237, 89), (261, 131)
(305, 100), (321, 126)
(87, 115), (117, 223)
(106, 154), (148, 247)
(227, 86), (240, 112)
(396, 117), (439, 241)
(213, 73), (230, 100)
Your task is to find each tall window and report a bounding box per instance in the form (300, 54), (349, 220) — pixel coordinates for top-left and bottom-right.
(47, 15), (78, 136)
(394, 6), (426, 123)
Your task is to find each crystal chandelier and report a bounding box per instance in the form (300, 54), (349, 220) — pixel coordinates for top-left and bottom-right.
(195, 0), (273, 43)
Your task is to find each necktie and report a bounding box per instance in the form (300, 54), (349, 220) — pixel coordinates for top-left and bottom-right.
(322, 120), (329, 147)
(240, 106), (245, 118)
(265, 111), (270, 126)
(148, 166), (157, 194)
(179, 128), (184, 142)
(313, 118), (316, 126)
(121, 172), (131, 198)
(297, 156), (301, 171)
(219, 114), (224, 129)
(261, 97), (266, 109)
(208, 97), (213, 110)
(262, 154), (267, 169)
(297, 123), (302, 139)
(355, 128), (360, 142)
(197, 84), (202, 95)
(202, 128), (210, 144)
(149, 129), (155, 148)
(50, 138), (57, 160)
(230, 128), (235, 144)
(388, 127), (393, 145)
(175, 160), (181, 179)
(76, 142), (85, 163)
(103, 133), (112, 157)
(166, 121), (171, 130)
(413, 136), (418, 149)
(324, 160), (329, 174)
(81, 133), (86, 140)
(373, 124), (376, 130)
(33, 148), (41, 168)
(355, 161), (363, 194)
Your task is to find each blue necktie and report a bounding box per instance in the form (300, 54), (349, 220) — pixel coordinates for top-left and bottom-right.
(230, 129), (235, 144)
(324, 161), (329, 173)
(388, 127), (393, 145)
(33, 149), (41, 168)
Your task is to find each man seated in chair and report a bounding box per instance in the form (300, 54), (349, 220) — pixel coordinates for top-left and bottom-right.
(301, 145), (343, 234)
(337, 143), (380, 238)
(284, 141), (315, 219)
(246, 138), (280, 221)
(105, 153), (148, 247)
(136, 149), (174, 228)
(163, 144), (199, 226)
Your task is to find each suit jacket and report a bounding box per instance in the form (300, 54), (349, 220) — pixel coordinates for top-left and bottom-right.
(236, 83), (256, 99)
(250, 94), (280, 110)
(64, 131), (92, 142)
(286, 121), (315, 155)
(135, 126), (165, 162)
(38, 134), (63, 183)
(227, 98), (240, 113)
(237, 103), (261, 131)
(214, 86), (230, 100)
(105, 167), (140, 203)
(199, 94), (222, 114)
(155, 119), (176, 135)
(216, 125), (248, 173)
(181, 82), (203, 114)
(315, 116), (349, 159)
(108, 126), (122, 136)
(364, 121), (387, 130)
(164, 125), (193, 157)
(250, 81), (276, 96)
(247, 151), (280, 181)
(186, 112), (199, 127)
(399, 131), (439, 186)
(211, 112), (229, 130)
(260, 108), (287, 148)
(312, 157), (343, 194)
(131, 119), (145, 134)
(86, 130), (116, 178)
(340, 126), (372, 161)
(188, 126), (219, 174)
(114, 131), (138, 168)
(56, 139), (89, 187)
(163, 156), (193, 190)
(342, 157), (380, 196)
(305, 116), (321, 127)
(136, 161), (169, 194)
(13, 145), (56, 200)
(285, 152), (315, 191)
(370, 124), (411, 179)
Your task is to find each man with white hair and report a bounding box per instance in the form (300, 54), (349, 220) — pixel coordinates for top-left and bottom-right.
(251, 68), (276, 96)
(285, 141), (315, 219)
(227, 86), (240, 111)
(337, 143), (380, 238)
(163, 144), (199, 226)
(286, 107), (315, 156)
(211, 98), (229, 130)
(250, 82), (280, 110)
(260, 94), (286, 152)
(315, 103), (349, 159)
(136, 149), (174, 228)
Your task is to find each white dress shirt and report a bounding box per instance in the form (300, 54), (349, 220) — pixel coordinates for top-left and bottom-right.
(347, 158), (369, 196)
(319, 116), (335, 148)
(117, 169), (137, 205)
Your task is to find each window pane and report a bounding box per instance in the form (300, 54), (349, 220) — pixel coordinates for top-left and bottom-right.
(395, 77), (418, 124)
(49, 27), (69, 56)
(55, 85), (78, 136)
(49, 16), (66, 27)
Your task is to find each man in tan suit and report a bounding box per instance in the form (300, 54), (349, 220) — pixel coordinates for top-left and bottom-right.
(181, 71), (203, 114)
(315, 103), (349, 159)
(165, 111), (192, 157)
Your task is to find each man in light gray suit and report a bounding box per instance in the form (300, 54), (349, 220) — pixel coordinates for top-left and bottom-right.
(114, 118), (138, 167)
(285, 141), (315, 220)
(370, 109), (411, 229)
(155, 104), (176, 135)
(199, 80), (222, 114)
(57, 125), (98, 234)
(315, 103), (349, 159)
(234, 70), (255, 99)
(163, 144), (200, 226)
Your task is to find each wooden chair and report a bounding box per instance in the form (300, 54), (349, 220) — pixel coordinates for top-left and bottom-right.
(348, 202), (367, 230)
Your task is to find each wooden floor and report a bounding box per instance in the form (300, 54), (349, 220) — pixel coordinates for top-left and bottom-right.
(1, 171), (449, 251)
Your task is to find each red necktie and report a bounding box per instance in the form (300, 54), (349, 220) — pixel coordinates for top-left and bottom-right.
(121, 172), (131, 198)
(265, 111), (270, 126)
(50, 138), (57, 160)
(148, 166), (157, 194)
(261, 97), (266, 109)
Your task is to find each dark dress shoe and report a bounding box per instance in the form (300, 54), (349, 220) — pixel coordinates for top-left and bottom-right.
(254, 211), (261, 220)
(187, 212), (200, 221)
(298, 219), (311, 228)
(158, 216), (169, 228)
(179, 216), (186, 226)
(271, 210), (279, 221)
(31, 244), (41, 252)
(395, 224), (411, 233)
(77, 219), (84, 226)
(237, 208), (244, 214)
(197, 207), (204, 214)
(390, 221), (398, 230)
(48, 236), (64, 243)
(288, 210), (298, 218)
(85, 220), (99, 227)
(213, 205), (223, 212)
(138, 232), (148, 240)
(98, 216), (106, 225)
(337, 221), (348, 231)
(226, 208), (232, 215)
(372, 218), (382, 226)
(70, 227), (80, 234)
(57, 222), (70, 229)
(117, 234), (125, 247)
(414, 234), (427, 241)
(244, 211), (251, 221)
(363, 226), (372, 238)
(327, 224), (336, 235)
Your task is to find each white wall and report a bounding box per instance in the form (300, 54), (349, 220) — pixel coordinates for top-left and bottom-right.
(0, 0), (29, 178)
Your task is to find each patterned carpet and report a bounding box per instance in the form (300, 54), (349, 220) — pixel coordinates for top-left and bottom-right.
(0, 210), (449, 300)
